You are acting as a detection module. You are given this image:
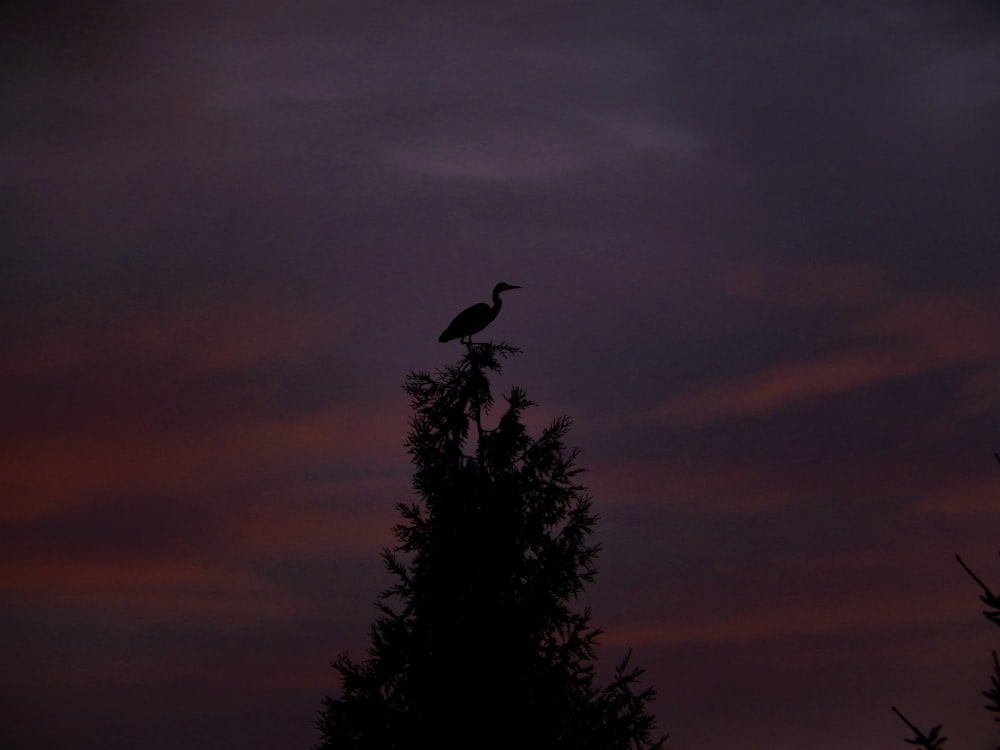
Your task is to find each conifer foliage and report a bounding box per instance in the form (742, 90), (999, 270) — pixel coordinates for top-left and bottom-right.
(893, 553), (1000, 750)
(892, 452), (1000, 750)
(315, 343), (665, 750)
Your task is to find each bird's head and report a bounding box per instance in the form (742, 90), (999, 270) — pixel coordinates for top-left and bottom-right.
(494, 282), (520, 293)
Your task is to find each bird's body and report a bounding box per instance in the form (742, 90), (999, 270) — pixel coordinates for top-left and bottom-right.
(439, 282), (520, 343)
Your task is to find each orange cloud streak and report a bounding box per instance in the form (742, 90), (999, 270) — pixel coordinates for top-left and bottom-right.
(1, 401), (406, 523)
(602, 587), (974, 646)
(654, 289), (1000, 425)
(1, 556), (312, 622)
(3, 287), (354, 383)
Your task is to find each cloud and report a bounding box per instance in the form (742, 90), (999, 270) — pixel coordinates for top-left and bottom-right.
(650, 276), (1000, 426)
(654, 347), (912, 425)
(0, 397), (405, 523)
(3, 287), (354, 382)
(3, 4), (999, 750)
(225, 479), (401, 558)
(0, 468), (403, 632)
(721, 259), (883, 307)
(912, 474), (1000, 515)
(0, 284), (403, 518)
(388, 103), (702, 182)
(597, 532), (985, 648)
(602, 587), (973, 646)
(2, 557), (307, 618)
(590, 455), (808, 514)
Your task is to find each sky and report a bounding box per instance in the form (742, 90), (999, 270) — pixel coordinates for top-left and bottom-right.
(2, 1), (999, 748)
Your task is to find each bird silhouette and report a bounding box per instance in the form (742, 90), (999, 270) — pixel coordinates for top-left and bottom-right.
(439, 282), (520, 343)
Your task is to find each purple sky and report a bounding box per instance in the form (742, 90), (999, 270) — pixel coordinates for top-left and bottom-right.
(3, 2), (1000, 749)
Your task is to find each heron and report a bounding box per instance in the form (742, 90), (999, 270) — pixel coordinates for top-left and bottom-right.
(438, 282), (520, 343)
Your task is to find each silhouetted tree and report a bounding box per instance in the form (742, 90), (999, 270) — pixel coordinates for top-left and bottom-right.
(893, 453), (1000, 750)
(315, 342), (666, 750)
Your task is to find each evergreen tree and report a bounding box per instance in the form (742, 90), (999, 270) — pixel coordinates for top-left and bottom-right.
(315, 342), (665, 750)
(892, 453), (1000, 750)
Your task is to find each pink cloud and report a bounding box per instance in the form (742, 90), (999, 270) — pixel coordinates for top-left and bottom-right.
(590, 455), (807, 513)
(1, 554), (312, 622)
(4, 288), (355, 383)
(652, 288), (1000, 425)
(0, 284), (408, 524)
(654, 346), (912, 425)
(226, 482), (400, 558)
(602, 585), (974, 646)
(0, 400), (405, 523)
(912, 474), (1000, 515)
(722, 259), (883, 307)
